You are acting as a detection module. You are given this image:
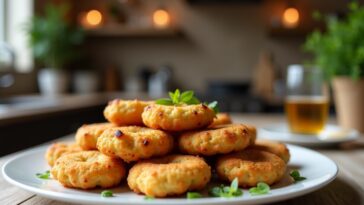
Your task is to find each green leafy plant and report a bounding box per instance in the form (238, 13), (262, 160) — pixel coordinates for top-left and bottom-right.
(304, 2), (364, 80)
(156, 89), (219, 113)
(25, 4), (84, 69)
(290, 170), (306, 182)
(36, 170), (51, 179)
(249, 182), (270, 196)
(209, 178), (243, 198)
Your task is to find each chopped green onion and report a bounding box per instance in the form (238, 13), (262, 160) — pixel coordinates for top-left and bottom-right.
(208, 177), (243, 198)
(144, 196), (155, 200)
(290, 170), (306, 182)
(249, 182), (270, 196)
(36, 170), (50, 179)
(101, 190), (113, 197)
(187, 192), (202, 199)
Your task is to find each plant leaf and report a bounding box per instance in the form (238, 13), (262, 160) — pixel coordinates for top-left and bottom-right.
(185, 96), (200, 104)
(249, 182), (270, 196)
(187, 192), (202, 199)
(155, 98), (174, 105)
(290, 170), (306, 182)
(180, 90), (194, 103)
(208, 101), (219, 114)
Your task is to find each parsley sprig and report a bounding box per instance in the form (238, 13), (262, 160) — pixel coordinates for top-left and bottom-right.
(209, 178), (243, 198)
(290, 170), (306, 182)
(155, 89), (219, 113)
(36, 170), (51, 179)
(249, 182), (270, 196)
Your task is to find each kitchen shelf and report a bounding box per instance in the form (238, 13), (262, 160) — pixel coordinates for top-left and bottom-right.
(85, 26), (182, 38)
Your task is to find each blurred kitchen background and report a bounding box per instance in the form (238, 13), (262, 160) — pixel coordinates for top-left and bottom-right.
(0, 0), (358, 155)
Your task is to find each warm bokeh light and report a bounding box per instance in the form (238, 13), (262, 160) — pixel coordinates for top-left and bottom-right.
(86, 10), (102, 26)
(153, 9), (171, 28)
(282, 7), (299, 28)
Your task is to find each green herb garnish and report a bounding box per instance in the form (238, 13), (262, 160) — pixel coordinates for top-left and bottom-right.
(156, 89), (200, 106)
(101, 190), (113, 197)
(207, 101), (219, 114)
(36, 170), (51, 179)
(290, 170), (306, 182)
(249, 182), (270, 196)
(156, 89), (219, 113)
(209, 178), (243, 198)
(144, 196), (155, 200)
(187, 192), (202, 199)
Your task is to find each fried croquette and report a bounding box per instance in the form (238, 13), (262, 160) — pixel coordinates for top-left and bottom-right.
(45, 143), (82, 167)
(97, 126), (174, 163)
(250, 139), (290, 163)
(51, 151), (126, 189)
(216, 149), (286, 187)
(209, 113), (232, 127)
(142, 103), (215, 131)
(75, 123), (115, 150)
(127, 155), (211, 197)
(178, 124), (256, 156)
(104, 99), (152, 126)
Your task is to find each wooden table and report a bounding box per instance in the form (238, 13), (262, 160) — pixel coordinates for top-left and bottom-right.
(1, 114), (364, 205)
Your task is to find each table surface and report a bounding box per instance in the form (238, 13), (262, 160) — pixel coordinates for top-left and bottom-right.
(1, 114), (364, 205)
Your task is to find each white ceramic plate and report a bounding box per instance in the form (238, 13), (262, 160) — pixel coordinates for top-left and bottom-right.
(259, 124), (360, 147)
(2, 144), (337, 205)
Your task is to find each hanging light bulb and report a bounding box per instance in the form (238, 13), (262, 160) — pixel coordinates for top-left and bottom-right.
(282, 7), (300, 28)
(79, 9), (103, 28)
(152, 8), (171, 29)
(86, 10), (103, 26)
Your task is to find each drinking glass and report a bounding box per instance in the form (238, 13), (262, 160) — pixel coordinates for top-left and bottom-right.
(285, 64), (329, 134)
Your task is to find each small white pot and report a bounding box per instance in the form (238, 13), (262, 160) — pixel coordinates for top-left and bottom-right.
(73, 70), (99, 93)
(38, 69), (69, 95)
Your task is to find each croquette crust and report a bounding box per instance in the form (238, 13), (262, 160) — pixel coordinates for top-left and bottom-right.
(250, 139), (291, 163)
(104, 100), (151, 126)
(75, 123), (115, 150)
(216, 149), (286, 187)
(127, 155), (211, 197)
(45, 143), (82, 167)
(97, 126), (174, 163)
(209, 113), (232, 127)
(51, 151), (126, 189)
(142, 104), (215, 131)
(178, 124), (256, 156)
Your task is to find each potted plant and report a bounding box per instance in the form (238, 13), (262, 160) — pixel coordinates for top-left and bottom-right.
(304, 2), (364, 132)
(26, 4), (84, 95)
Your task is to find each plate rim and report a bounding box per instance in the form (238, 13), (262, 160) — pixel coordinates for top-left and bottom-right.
(2, 144), (339, 205)
(259, 123), (359, 145)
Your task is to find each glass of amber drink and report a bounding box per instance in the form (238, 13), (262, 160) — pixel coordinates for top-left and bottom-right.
(285, 65), (329, 134)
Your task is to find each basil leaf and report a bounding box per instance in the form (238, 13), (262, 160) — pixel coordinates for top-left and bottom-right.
(187, 192), (202, 199)
(249, 182), (270, 196)
(101, 190), (113, 197)
(185, 96), (200, 105)
(169, 92), (175, 102)
(180, 90), (194, 103)
(290, 170), (306, 182)
(155, 98), (174, 105)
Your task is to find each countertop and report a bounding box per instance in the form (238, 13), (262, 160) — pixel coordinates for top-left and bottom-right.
(1, 114), (364, 205)
(0, 92), (150, 126)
